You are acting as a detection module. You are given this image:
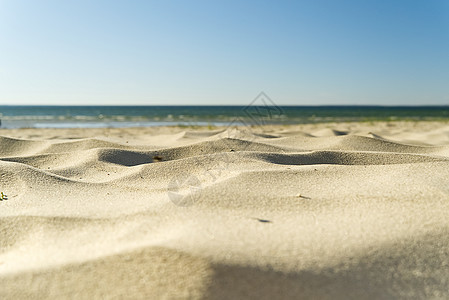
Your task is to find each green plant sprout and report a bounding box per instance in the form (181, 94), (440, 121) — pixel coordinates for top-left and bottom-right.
(0, 192), (7, 201)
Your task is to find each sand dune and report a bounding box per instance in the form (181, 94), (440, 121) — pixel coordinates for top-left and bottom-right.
(1, 121), (449, 299)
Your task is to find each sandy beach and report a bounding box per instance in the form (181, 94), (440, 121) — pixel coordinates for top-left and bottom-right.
(1, 121), (449, 299)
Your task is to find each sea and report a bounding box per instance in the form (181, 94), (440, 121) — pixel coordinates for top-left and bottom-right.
(0, 105), (448, 129)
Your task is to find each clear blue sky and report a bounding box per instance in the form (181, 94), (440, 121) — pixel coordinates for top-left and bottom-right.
(1, 0), (448, 105)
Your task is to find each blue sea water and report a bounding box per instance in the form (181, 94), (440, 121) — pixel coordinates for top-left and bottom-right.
(0, 105), (448, 129)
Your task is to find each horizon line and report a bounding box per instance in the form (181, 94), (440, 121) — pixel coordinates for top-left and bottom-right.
(1, 104), (449, 108)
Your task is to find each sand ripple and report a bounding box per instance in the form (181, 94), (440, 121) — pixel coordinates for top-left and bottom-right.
(1, 122), (449, 299)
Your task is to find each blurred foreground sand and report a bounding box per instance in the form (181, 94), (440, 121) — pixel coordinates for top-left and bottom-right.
(1, 121), (449, 299)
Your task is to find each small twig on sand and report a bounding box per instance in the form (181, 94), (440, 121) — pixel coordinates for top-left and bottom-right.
(253, 218), (271, 223)
(0, 192), (8, 201)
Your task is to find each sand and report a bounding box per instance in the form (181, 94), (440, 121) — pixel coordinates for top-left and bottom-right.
(1, 121), (449, 299)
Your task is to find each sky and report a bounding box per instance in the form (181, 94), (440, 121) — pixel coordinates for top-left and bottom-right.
(0, 0), (448, 106)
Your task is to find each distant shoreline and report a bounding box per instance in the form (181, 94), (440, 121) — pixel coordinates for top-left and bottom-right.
(1, 105), (448, 129)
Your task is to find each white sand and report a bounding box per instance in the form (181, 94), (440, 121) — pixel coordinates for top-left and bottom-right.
(1, 121), (449, 299)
